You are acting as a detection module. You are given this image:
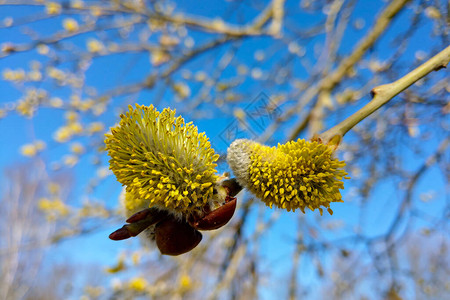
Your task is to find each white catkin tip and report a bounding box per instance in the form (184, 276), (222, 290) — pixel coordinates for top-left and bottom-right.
(227, 139), (254, 188)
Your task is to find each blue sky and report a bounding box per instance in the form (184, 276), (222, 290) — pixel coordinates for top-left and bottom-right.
(1, 1), (448, 298)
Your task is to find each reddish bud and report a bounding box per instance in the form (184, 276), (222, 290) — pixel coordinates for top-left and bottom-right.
(192, 197), (237, 231)
(155, 217), (202, 256)
(110, 208), (169, 241)
(109, 226), (132, 240)
(126, 207), (167, 224)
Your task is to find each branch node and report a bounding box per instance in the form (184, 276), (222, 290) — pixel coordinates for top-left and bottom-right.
(433, 64), (447, 71)
(370, 85), (386, 98)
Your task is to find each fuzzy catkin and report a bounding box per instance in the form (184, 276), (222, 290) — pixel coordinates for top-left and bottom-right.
(227, 139), (349, 214)
(105, 104), (219, 215)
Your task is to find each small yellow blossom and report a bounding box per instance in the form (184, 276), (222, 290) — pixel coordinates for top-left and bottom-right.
(425, 7), (441, 20)
(63, 154), (79, 167)
(173, 82), (191, 100)
(71, 0), (84, 9)
(91, 103), (106, 116)
(96, 167), (111, 179)
(48, 182), (60, 195)
(251, 68), (263, 79)
(131, 252), (140, 265)
(90, 6), (103, 17)
(46, 2), (62, 15)
(105, 257), (126, 274)
(37, 44), (50, 55)
(20, 144), (37, 157)
(147, 17), (165, 30)
(16, 100), (36, 117)
(54, 126), (72, 143)
(179, 274), (192, 289)
(27, 70), (42, 81)
(227, 139), (349, 214)
(194, 71), (206, 82)
(65, 110), (79, 122)
(3, 68), (26, 81)
(77, 99), (95, 111)
(87, 39), (104, 53)
(35, 140), (46, 150)
(408, 125), (419, 137)
(150, 49), (170, 66)
(63, 18), (79, 32)
(233, 108), (246, 120)
(68, 122), (83, 134)
(69, 95), (81, 107)
(70, 142), (85, 154)
(15, 89), (47, 117)
(128, 277), (148, 292)
(87, 121), (105, 134)
(20, 140), (45, 157)
(2, 69), (14, 81)
(50, 97), (64, 108)
(211, 18), (226, 32)
(159, 35), (179, 47)
(38, 197), (70, 218)
(84, 286), (104, 298)
(47, 67), (65, 81)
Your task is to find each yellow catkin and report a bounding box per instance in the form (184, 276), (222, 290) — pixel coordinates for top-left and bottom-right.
(227, 139), (349, 214)
(105, 104), (219, 215)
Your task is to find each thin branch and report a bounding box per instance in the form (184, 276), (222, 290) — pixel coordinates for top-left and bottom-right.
(287, 0), (411, 140)
(155, 0), (276, 37)
(384, 138), (449, 243)
(98, 36), (234, 99)
(320, 45), (450, 142)
(320, 0), (412, 91)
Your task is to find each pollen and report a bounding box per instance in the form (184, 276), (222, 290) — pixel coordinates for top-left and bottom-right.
(227, 139), (349, 214)
(105, 104), (219, 215)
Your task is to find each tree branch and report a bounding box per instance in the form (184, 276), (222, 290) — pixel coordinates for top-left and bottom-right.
(287, 0), (411, 140)
(320, 45), (450, 143)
